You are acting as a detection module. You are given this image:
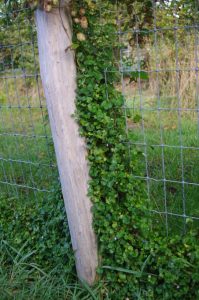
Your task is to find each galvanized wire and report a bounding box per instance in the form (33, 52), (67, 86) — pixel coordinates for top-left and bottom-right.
(0, 6), (57, 201)
(103, 0), (199, 234)
(1, 1), (199, 235)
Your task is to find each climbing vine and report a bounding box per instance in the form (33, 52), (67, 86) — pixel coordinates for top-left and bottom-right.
(71, 1), (199, 299)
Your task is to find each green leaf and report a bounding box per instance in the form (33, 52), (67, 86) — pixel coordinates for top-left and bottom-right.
(71, 43), (79, 50)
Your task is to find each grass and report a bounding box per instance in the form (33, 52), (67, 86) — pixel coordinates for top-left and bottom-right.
(126, 92), (199, 234)
(0, 241), (104, 300)
(119, 30), (199, 233)
(0, 74), (56, 199)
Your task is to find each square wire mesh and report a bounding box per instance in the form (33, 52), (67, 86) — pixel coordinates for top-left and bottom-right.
(102, 0), (199, 235)
(0, 1), (199, 235)
(0, 6), (58, 202)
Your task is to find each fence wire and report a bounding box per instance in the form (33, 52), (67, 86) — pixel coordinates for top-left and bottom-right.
(0, 5), (57, 202)
(102, 0), (199, 235)
(0, 1), (199, 236)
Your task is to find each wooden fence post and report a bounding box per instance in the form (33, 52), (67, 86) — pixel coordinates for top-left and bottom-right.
(35, 3), (98, 285)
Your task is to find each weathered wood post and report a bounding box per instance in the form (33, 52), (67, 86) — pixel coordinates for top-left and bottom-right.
(35, 1), (98, 284)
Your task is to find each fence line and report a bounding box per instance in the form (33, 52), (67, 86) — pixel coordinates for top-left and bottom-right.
(0, 5), (57, 201)
(0, 1), (199, 237)
(103, 0), (199, 234)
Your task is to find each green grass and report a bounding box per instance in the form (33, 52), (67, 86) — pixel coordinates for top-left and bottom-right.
(0, 76), (56, 199)
(126, 95), (199, 234)
(0, 241), (104, 300)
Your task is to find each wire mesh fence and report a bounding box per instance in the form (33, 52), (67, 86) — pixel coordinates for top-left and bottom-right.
(0, 5), (57, 202)
(0, 1), (199, 236)
(103, 0), (199, 234)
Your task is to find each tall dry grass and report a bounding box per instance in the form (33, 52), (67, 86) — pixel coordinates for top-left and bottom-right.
(147, 31), (197, 110)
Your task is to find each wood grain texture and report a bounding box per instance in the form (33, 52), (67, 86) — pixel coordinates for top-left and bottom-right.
(35, 5), (98, 284)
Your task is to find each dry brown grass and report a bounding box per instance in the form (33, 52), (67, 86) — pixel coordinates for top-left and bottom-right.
(147, 31), (197, 110)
